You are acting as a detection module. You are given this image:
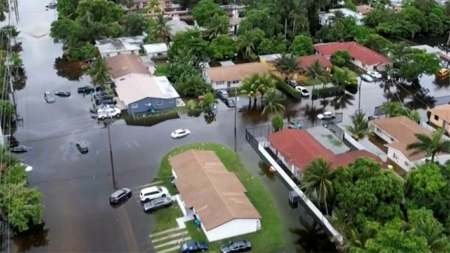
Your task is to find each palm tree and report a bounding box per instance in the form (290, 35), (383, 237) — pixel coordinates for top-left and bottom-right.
(326, 208), (353, 252)
(239, 73), (261, 109)
(328, 10), (346, 29)
(256, 73), (276, 98)
(236, 33), (256, 60)
(344, 111), (370, 140)
(88, 57), (111, 88)
(332, 67), (357, 88)
(409, 211), (450, 253)
(261, 89), (285, 116)
(149, 14), (171, 43)
(275, 53), (301, 81)
(301, 158), (335, 214)
(62, 35), (83, 61)
(204, 14), (228, 39)
(406, 129), (450, 162)
(145, 0), (162, 14)
(390, 41), (411, 63)
(379, 101), (403, 117)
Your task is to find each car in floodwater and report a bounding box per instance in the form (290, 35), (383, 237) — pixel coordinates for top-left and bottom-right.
(143, 197), (172, 212)
(179, 241), (208, 253)
(54, 90), (71, 97)
(109, 188), (132, 204)
(10, 146), (31, 153)
(75, 142), (89, 154)
(171, 129), (190, 139)
(220, 240), (252, 253)
(77, 85), (95, 93)
(44, 91), (55, 103)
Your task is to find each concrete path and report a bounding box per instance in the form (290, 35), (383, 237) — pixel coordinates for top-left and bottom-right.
(149, 227), (190, 253)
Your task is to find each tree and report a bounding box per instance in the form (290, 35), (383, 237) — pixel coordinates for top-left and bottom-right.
(332, 66), (357, 88)
(0, 146), (20, 168)
(204, 14), (229, 39)
(145, 0), (162, 14)
(192, 0), (226, 27)
(88, 57), (111, 88)
(50, 17), (81, 44)
(122, 13), (148, 36)
(209, 34), (236, 60)
(76, 0), (123, 24)
(261, 89), (284, 116)
(236, 29), (265, 60)
(169, 28), (209, 62)
(399, 49), (441, 82)
(1, 163), (26, 185)
(148, 13), (171, 43)
(406, 129), (450, 162)
(237, 8), (280, 38)
(0, 182), (43, 232)
(57, 0), (82, 18)
(0, 99), (14, 130)
(271, 115), (284, 131)
(304, 59), (329, 94)
(331, 50), (351, 67)
(301, 158), (335, 214)
(289, 35), (313, 56)
(275, 53), (301, 80)
(379, 101), (420, 122)
(174, 73), (211, 97)
(344, 111), (369, 140)
(198, 92), (217, 113)
(239, 73), (261, 109)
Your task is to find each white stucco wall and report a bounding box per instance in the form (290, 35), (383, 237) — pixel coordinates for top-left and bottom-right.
(202, 71), (243, 90)
(101, 50), (140, 58)
(202, 219), (260, 242)
(387, 147), (414, 172)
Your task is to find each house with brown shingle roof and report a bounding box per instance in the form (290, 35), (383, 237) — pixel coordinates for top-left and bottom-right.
(429, 104), (450, 135)
(106, 54), (151, 80)
(169, 150), (261, 242)
(266, 129), (383, 176)
(314, 41), (391, 71)
(203, 62), (269, 91)
(370, 116), (444, 172)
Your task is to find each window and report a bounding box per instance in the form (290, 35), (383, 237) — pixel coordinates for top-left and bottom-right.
(376, 127), (381, 133)
(227, 81), (231, 85)
(393, 153), (398, 159)
(131, 103), (138, 109)
(404, 161), (410, 167)
(351, 57), (355, 61)
(120, 78), (125, 81)
(435, 115), (439, 121)
(233, 80), (239, 84)
(145, 102), (152, 107)
(169, 99), (174, 103)
(165, 1), (170, 7)
(390, 137), (395, 142)
(216, 81), (224, 85)
(157, 100), (163, 105)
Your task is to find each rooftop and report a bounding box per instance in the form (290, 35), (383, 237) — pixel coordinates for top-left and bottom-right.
(410, 45), (441, 55)
(106, 54), (150, 79)
(267, 129), (382, 170)
(167, 19), (195, 36)
(429, 104), (450, 122)
(115, 75), (179, 105)
(371, 116), (430, 161)
(297, 54), (332, 69)
(95, 36), (145, 55)
(259, 54), (282, 62)
(143, 43), (168, 54)
(329, 8), (365, 20)
(314, 41), (391, 66)
(204, 62), (269, 82)
(169, 150), (261, 230)
(356, 4), (373, 15)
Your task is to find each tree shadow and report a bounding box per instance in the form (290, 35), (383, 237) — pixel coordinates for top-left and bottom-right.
(12, 66), (27, 91)
(289, 216), (337, 253)
(257, 160), (276, 180)
(331, 93), (354, 110)
(303, 104), (324, 125)
(13, 223), (50, 253)
(54, 57), (86, 81)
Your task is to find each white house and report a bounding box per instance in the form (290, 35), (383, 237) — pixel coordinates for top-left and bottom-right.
(143, 43), (168, 59)
(314, 41), (392, 71)
(169, 150), (261, 242)
(370, 116), (446, 173)
(95, 36), (145, 58)
(319, 8), (365, 26)
(203, 62), (269, 91)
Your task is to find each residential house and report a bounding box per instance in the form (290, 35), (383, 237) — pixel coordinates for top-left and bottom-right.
(143, 43), (168, 59)
(314, 41), (391, 71)
(229, 17), (241, 36)
(203, 62), (269, 90)
(130, 0), (181, 11)
(266, 129), (383, 177)
(115, 75), (180, 114)
(370, 116), (446, 172)
(169, 150), (261, 242)
(259, 53), (332, 81)
(319, 8), (365, 26)
(356, 5), (373, 15)
(167, 17), (197, 37)
(95, 36), (145, 58)
(106, 54), (150, 82)
(429, 104), (450, 135)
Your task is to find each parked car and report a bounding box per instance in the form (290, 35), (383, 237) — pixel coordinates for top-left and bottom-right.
(21, 163), (33, 172)
(110, 188), (132, 204)
(143, 196), (173, 212)
(54, 90), (71, 97)
(96, 98), (117, 106)
(45, 2), (57, 8)
(179, 241), (208, 253)
(366, 70), (382, 79)
(77, 85), (94, 93)
(44, 91), (55, 103)
(75, 142), (88, 154)
(10, 146), (31, 153)
(171, 129), (190, 138)
(140, 186), (169, 202)
(287, 80), (298, 88)
(94, 94), (113, 103)
(220, 240), (252, 253)
(288, 120), (302, 129)
(97, 107), (121, 120)
(95, 86), (104, 92)
(317, 111), (336, 120)
(361, 74), (374, 82)
(217, 90), (228, 99)
(295, 86), (310, 97)
(223, 98), (235, 108)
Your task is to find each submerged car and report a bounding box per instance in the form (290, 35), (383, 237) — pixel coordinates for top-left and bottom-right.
(77, 85), (94, 93)
(75, 142), (88, 154)
(171, 129), (190, 139)
(10, 146), (31, 153)
(44, 91), (55, 103)
(179, 241), (208, 253)
(220, 240), (252, 253)
(143, 197), (172, 212)
(54, 90), (71, 97)
(110, 188), (132, 204)
(317, 111), (336, 120)
(366, 70), (382, 79)
(361, 74), (374, 82)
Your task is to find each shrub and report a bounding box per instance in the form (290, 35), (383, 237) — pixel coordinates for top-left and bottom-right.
(273, 76), (301, 99)
(312, 86), (345, 99)
(271, 116), (284, 131)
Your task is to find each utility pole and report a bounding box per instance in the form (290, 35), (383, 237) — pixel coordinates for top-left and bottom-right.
(358, 78), (362, 112)
(234, 88), (237, 152)
(104, 114), (117, 190)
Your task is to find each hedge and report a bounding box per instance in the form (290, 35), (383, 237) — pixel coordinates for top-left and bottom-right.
(312, 86), (345, 99)
(273, 76), (302, 99)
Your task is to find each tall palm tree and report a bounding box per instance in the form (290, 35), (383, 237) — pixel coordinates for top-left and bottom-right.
(239, 73), (261, 109)
(88, 57), (111, 88)
(145, 0), (162, 14)
(236, 33), (256, 60)
(149, 14), (171, 43)
(344, 111), (370, 140)
(261, 89), (285, 116)
(204, 14), (228, 39)
(304, 60), (329, 86)
(379, 101), (403, 117)
(275, 53), (301, 81)
(256, 73), (276, 98)
(301, 158), (335, 214)
(328, 10), (346, 29)
(390, 41), (411, 63)
(332, 67), (357, 87)
(409, 211), (450, 253)
(406, 129), (450, 162)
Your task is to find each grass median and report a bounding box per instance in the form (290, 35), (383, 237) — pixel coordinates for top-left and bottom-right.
(154, 142), (283, 252)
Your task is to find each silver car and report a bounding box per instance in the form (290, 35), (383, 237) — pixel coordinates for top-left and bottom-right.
(143, 197), (172, 212)
(44, 91), (55, 103)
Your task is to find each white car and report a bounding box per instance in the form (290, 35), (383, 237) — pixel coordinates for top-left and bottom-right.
(317, 111), (336, 120)
(295, 86), (310, 97)
(21, 163), (33, 172)
(140, 186), (169, 202)
(171, 129), (190, 138)
(97, 107), (121, 120)
(366, 71), (382, 79)
(361, 74), (374, 82)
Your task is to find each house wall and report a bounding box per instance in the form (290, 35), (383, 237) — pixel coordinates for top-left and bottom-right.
(387, 147), (414, 172)
(202, 219), (260, 242)
(370, 123), (397, 144)
(259, 59), (331, 82)
(127, 97), (176, 114)
(101, 50), (140, 58)
(429, 113), (450, 134)
(146, 51), (168, 59)
(202, 71), (241, 90)
(267, 143), (302, 177)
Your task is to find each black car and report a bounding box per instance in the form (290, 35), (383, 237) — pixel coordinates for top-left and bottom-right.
(94, 94), (113, 101)
(98, 99), (117, 106)
(220, 240), (251, 253)
(54, 90), (71, 97)
(223, 98), (235, 108)
(287, 80), (298, 88)
(179, 241), (208, 253)
(75, 142), (88, 154)
(78, 85), (94, 93)
(95, 86), (104, 92)
(110, 188), (132, 204)
(10, 145), (31, 153)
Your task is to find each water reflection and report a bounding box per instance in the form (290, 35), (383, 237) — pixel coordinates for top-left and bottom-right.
(13, 66), (27, 91)
(303, 104), (324, 124)
(13, 223), (50, 253)
(290, 216), (337, 253)
(331, 93), (354, 110)
(53, 57), (86, 81)
(258, 160), (276, 180)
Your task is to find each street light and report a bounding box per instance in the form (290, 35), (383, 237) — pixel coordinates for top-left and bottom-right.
(234, 88), (237, 152)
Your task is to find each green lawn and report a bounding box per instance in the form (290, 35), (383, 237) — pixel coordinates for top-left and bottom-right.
(154, 143), (284, 252)
(154, 62), (169, 76)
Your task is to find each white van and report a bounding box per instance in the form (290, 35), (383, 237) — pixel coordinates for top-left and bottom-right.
(97, 107), (121, 120)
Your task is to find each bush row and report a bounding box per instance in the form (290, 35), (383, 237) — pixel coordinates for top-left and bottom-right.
(273, 76), (302, 99)
(312, 86), (345, 99)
